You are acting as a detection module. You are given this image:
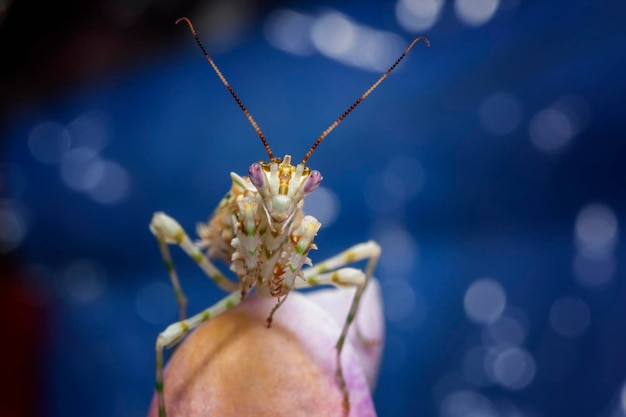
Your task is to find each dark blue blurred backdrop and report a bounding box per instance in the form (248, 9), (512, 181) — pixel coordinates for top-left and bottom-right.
(1, 0), (626, 416)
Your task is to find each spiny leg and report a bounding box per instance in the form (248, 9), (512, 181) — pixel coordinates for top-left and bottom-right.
(156, 290), (243, 417)
(298, 240), (381, 413)
(265, 292), (290, 328)
(151, 212), (238, 320)
(298, 267), (370, 413)
(301, 241), (381, 282)
(152, 233), (188, 321)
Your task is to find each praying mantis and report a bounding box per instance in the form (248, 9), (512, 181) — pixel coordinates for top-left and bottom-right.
(150, 16), (429, 417)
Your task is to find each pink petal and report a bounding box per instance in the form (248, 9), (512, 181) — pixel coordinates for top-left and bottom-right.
(147, 281), (384, 417)
(305, 279), (385, 389)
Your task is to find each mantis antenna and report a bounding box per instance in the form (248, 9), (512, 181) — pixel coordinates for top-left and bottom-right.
(176, 17), (275, 161)
(300, 36), (430, 164)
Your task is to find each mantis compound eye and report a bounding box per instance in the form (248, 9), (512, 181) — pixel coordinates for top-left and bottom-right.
(303, 170), (322, 194)
(248, 163), (266, 189)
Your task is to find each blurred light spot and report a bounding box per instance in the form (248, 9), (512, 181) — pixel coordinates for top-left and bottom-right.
(310, 11), (405, 72)
(396, 0), (445, 32)
(264, 9), (314, 55)
(60, 148), (105, 191)
(575, 203), (618, 259)
(375, 224), (419, 276)
(311, 12), (355, 56)
(484, 308), (528, 347)
(86, 161), (131, 204)
(463, 346), (492, 387)
(62, 259), (107, 304)
(549, 296), (590, 338)
(529, 107), (573, 152)
(529, 95), (591, 153)
(28, 121), (71, 164)
(0, 200), (27, 253)
(304, 186), (340, 228)
(573, 252), (616, 288)
(464, 278), (506, 325)
(440, 390), (497, 417)
(454, 0), (499, 27)
(67, 111), (111, 152)
(382, 278), (423, 324)
(479, 92), (523, 136)
(136, 281), (176, 325)
(487, 347), (536, 390)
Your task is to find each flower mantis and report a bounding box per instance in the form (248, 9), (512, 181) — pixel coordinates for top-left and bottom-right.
(150, 17), (429, 417)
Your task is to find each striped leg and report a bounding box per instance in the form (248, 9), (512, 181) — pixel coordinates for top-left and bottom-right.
(155, 290), (243, 417)
(298, 240), (381, 413)
(150, 211), (238, 320)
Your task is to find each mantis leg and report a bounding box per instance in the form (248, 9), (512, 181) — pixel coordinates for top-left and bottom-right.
(150, 211), (238, 320)
(298, 240), (381, 413)
(155, 290), (243, 417)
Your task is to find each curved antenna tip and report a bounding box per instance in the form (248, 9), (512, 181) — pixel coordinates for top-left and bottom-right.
(175, 17), (191, 28)
(414, 36), (430, 48)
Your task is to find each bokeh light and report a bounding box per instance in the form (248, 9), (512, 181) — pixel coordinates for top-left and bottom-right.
(303, 186), (340, 228)
(487, 346), (536, 390)
(440, 390), (498, 417)
(66, 111), (111, 152)
(60, 148), (106, 191)
(549, 296), (591, 338)
(573, 252), (615, 288)
(483, 307), (528, 347)
(529, 95), (591, 153)
(375, 224), (420, 277)
(85, 161), (131, 204)
(309, 10), (405, 71)
(454, 0), (499, 27)
(28, 121), (71, 165)
(529, 107), (574, 152)
(264, 9), (314, 56)
(575, 203), (618, 259)
(311, 12), (355, 57)
(396, 0), (445, 32)
(464, 278), (507, 325)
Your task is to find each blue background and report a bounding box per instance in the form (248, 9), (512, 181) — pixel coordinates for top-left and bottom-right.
(2, 0), (626, 416)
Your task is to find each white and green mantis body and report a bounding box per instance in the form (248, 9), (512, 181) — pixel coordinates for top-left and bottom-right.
(150, 17), (429, 417)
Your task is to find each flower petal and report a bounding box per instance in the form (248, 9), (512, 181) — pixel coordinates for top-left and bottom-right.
(305, 278), (385, 389)
(148, 284), (383, 417)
